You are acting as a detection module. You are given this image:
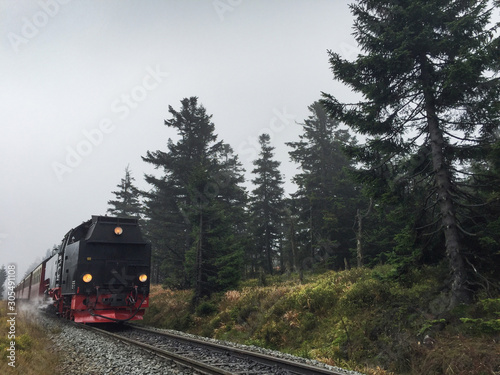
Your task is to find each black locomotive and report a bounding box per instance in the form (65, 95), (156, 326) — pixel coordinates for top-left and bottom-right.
(15, 216), (151, 323)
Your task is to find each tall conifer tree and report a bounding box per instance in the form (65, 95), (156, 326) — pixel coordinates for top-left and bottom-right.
(107, 165), (142, 218)
(249, 133), (285, 275)
(143, 97), (247, 301)
(287, 101), (361, 269)
(322, 0), (499, 307)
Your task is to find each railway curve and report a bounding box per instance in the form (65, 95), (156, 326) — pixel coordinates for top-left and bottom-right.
(83, 323), (364, 375)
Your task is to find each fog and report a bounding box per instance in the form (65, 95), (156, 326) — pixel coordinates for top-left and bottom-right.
(0, 0), (358, 278)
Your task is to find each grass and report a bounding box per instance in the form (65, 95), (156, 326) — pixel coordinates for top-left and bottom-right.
(142, 264), (500, 374)
(0, 301), (60, 375)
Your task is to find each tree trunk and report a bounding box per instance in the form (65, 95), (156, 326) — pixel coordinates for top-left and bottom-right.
(290, 217), (298, 272)
(266, 226), (273, 275)
(355, 198), (372, 268)
(309, 202), (314, 259)
(194, 210), (203, 306)
(420, 56), (470, 308)
(279, 236), (284, 274)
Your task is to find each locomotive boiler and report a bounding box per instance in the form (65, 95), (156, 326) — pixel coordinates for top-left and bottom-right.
(15, 215), (151, 323)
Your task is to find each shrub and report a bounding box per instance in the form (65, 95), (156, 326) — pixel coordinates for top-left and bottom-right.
(459, 318), (500, 334)
(144, 264), (500, 375)
(196, 301), (218, 317)
(479, 298), (500, 316)
(339, 277), (389, 314)
(411, 334), (500, 374)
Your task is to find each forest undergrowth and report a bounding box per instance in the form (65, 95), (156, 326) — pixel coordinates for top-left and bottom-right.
(142, 264), (500, 375)
(0, 302), (60, 375)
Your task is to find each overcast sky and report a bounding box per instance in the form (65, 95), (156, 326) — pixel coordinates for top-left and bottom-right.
(0, 0), (361, 277)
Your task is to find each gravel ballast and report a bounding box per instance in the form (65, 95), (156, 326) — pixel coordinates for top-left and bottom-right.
(29, 304), (364, 375)
(35, 311), (194, 374)
(135, 326), (365, 375)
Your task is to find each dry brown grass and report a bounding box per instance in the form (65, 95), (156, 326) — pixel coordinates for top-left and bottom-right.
(410, 334), (500, 375)
(362, 366), (397, 375)
(219, 290), (241, 312)
(0, 301), (60, 375)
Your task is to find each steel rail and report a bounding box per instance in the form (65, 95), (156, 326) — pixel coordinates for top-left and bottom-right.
(127, 324), (348, 375)
(79, 324), (232, 375)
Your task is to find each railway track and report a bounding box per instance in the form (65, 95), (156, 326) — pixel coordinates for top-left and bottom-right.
(81, 323), (356, 375)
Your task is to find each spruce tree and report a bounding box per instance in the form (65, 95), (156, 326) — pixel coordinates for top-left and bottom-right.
(322, 0), (499, 307)
(287, 101), (361, 269)
(107, 165), (142, 218)
(460, 137), (500, 282)
(143, 97), (248, 301)
(282, 198), (301, 274)
(141, 178), (188, 286)
(249, 133), (285, 275)
(142, 97), (215, 287)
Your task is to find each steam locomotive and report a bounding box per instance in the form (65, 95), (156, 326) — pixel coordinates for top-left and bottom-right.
(14, 216), (151, 323)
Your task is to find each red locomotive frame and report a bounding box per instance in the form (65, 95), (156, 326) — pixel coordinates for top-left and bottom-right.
(15, 216), (151, 323)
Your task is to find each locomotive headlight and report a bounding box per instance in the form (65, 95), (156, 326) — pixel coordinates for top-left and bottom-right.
(82, 273), (93, 283)
(138, 274), (148, 283)
(114, 226), (123, 235)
